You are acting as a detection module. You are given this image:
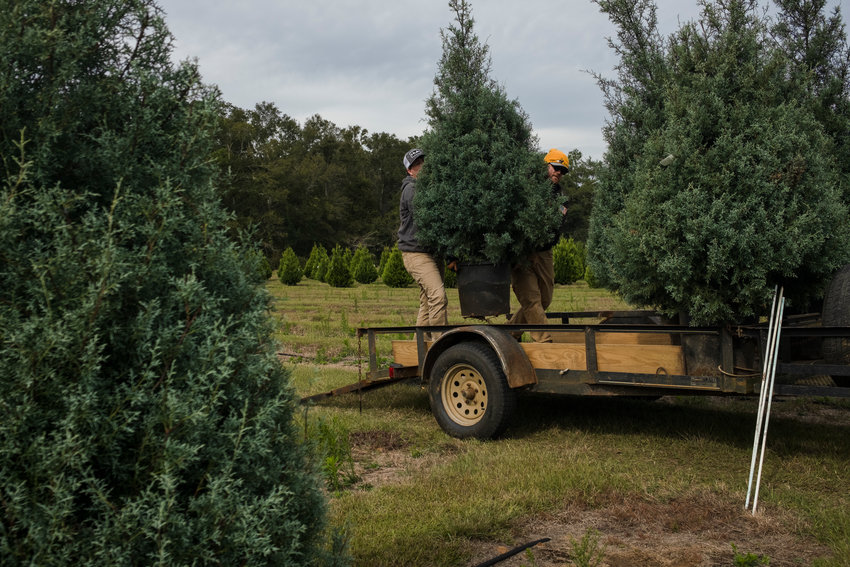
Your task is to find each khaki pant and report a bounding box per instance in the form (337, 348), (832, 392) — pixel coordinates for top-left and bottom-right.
(508, 249), (554, 342)
(402, 252), (448, 338)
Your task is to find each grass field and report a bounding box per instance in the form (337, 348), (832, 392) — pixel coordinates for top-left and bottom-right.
(270, 278), (850, 567)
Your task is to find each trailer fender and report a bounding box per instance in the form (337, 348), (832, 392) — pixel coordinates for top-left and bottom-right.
(423, 326), (537, 388)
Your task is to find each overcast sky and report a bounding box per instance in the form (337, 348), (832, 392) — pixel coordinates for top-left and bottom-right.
(158, 0), (849, 161)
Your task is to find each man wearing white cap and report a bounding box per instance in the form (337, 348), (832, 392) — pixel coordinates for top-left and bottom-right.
(397, 148), (448, 338)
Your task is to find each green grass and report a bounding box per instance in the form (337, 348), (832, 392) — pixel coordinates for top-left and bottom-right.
(271, 277), (850, 566)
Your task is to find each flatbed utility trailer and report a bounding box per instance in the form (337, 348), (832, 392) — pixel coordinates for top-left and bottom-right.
(344, 311), (850, 439)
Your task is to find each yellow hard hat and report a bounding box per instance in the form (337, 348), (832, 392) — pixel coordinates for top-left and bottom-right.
(544, 148), (569, 171)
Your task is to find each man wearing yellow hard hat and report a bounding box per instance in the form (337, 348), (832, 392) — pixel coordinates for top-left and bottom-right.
(507, 148), (569, 342)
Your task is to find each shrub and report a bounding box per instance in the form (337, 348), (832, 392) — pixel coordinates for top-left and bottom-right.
(0, 2), (335, 564)
(382, 248), (414, 288)
(278, 247), (303, 286)
(245, 246), (272, 282)
(553, 237), (585, 285)
(314, 251), (331, 282)
(304, 243), (327, 279)
(584, 264), (600, 288)
(325, 245), (354, 288)
(378, 246), (391, 276)
(351, 246), (379, 284)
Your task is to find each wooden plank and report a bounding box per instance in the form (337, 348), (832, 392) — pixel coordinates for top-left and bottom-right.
(392, 341), (426, 367)
(523, 343), (587, 370)
(550, 331), (673, 345)
(392, 339), (685, 376)
(521, 343), (684, 374)
(599, 344), (684, 374)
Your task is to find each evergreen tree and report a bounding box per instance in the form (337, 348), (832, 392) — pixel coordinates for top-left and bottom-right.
(553, 237), (586, 285)
(382, 247), (414, 288)
(312, 247), (331, 281)
(246, 246), (273, 281)
(278, 247), (303, 286)
(378, 245), (392, 277)
(343, 247), (353, 274)
(325, 245), (354, 288)
(351, 245), (379, 284)
(772, 0), (850, 200)
(559, 150), (600, 242)
(304, 243), (326, 279)
(0, 1), (335, 564)
(413, 0), (561, 265)
(584, 264), (600, 288)
(589, 0), (850, 324)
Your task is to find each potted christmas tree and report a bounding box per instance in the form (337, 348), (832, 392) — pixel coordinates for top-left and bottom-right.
(415, 0), (561, 317)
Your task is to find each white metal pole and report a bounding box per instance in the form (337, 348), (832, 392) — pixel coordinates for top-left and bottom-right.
(745, 286), (779, 509)
(752, 294), (785, 515)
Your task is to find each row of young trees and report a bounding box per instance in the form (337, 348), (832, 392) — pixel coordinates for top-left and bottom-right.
(275, 238), (592, 289)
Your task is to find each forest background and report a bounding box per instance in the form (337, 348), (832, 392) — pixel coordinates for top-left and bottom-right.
(215, 104), (598, 269)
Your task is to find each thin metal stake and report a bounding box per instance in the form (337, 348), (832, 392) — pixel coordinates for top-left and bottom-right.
(752, 295), (785, 514)
(745, 286), (781, 510)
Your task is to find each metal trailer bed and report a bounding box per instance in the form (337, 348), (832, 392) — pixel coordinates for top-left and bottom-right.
(304, 310), (850, 439)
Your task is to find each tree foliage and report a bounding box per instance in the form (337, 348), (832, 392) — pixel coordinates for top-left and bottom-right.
(278, 247), (303, 286)
(351, 245), (379, 284)
(214, 103), (411, 264)
(772, 0), (850, 199)
(588, 0), (850, 324)
(413, 0), (562, 265)
(0, 1), (333, 564)
(560, 151), (600, 242)
(381, 247), (414, 288)
(304, 243), (326, 280)
(325, 245), (354, 288)
(553, 237), (586, 285)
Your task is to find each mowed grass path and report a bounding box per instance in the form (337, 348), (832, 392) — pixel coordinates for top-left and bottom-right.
(268, 277), (850, 567)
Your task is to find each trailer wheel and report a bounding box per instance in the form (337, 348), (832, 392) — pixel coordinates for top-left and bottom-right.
(428, 342), (516, 439)
(822, 263), (850, 387)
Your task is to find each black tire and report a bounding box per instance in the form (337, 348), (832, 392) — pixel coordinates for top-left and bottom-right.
(822, 263), (850, 387)
(428, 342), (516, 439)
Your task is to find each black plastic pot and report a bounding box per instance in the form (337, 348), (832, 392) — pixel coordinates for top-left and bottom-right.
(456, 263), (511, 318)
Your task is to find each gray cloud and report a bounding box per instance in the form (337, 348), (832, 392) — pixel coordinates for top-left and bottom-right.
(160, 0), (848, 160)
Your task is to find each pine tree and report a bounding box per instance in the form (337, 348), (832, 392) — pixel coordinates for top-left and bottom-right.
(589, 0), (850, 324)
(312, 247), (331, 281)
(382, 247), (414, 288)
(315, 256), (330, 283)
(351, 245), (379, 284)
(304, 243), (327, 280)
(278, 247), (303, 286)
(0, 1), (335, 564)
(325, 245), (354, 288)
(378, 246), (391, 276)
(413, 0), (561, 265)
(553, 237), (586, 285)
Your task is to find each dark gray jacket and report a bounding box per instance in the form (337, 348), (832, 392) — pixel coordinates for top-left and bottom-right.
(397, 175), (427, 253)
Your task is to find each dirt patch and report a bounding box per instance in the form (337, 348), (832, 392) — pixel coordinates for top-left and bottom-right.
(347, 431), (463, 490)
(348, 430), (415, 489)
(341, 435), (830, 565)
(464, 492), (829, 566)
